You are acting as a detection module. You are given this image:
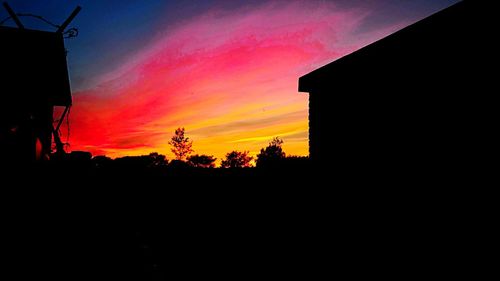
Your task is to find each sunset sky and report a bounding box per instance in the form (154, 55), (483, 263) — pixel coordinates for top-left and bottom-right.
(2, 0), (459, 161)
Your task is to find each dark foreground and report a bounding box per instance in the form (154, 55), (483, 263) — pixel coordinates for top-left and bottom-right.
(2, 160), (476, 280)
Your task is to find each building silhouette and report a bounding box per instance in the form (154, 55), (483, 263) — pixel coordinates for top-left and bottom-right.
(0, 4), (78, 163)
(298, 0), (489, 178)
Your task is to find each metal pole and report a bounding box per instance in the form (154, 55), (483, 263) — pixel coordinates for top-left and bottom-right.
(53, 125), (65, 155)
(55, 106), (69, 133)
(53, 106), (70, 155)
(2, 2), (24, 29)
(56, 6), (81, 33)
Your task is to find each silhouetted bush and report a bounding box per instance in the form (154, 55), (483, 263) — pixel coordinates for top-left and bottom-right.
(187, 154), (217, 168)
(148, 152), (168, 167)
(92, 155), (113, 168)
(114, 153), (168, 169)
(168, 159), (191, 169)
(221, 151), (253, 168)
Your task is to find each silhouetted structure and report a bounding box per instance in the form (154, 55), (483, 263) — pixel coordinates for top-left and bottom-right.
(298, 0), (489, 178)
(0, 3), (80, 163)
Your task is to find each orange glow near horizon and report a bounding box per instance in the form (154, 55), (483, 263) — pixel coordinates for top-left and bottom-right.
(62, 2), (402, 163)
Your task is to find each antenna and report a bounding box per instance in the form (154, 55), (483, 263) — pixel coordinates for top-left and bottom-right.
(57, 6), (81, 33)
(2, 2), (24, 29)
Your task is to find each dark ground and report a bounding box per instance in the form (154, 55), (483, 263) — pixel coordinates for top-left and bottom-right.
(2, 161), (474, 280)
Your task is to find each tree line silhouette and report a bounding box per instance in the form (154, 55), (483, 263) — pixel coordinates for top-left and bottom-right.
(68, 127), (309, 170)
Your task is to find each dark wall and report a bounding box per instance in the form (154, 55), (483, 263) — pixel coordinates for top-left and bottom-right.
(0, 26), (71, 106)
(299, 1), (491, 179)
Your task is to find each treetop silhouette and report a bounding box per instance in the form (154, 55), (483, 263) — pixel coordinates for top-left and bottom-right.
(221, 151), (253, 168)
(168, 127), (193, 161)
(256, 137), (286, 167)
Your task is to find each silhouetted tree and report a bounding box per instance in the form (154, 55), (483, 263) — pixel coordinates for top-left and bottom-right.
(256, 137), (286, 168)
(168, 127), (193, 161)
(148, 152), (168, 167)
(221, 151), (253, 168)
(187, 154), (217, 168)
